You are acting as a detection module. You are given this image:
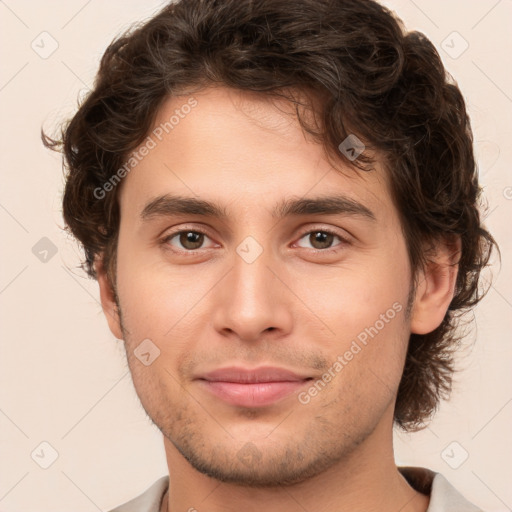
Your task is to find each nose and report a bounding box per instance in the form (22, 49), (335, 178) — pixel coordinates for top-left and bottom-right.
(212, 243), (293, 343)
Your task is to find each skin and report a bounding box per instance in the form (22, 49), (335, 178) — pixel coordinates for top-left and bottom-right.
(97, 87), (459, 512)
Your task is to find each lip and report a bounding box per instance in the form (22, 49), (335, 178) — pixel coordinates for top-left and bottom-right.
(196, 366), (312, 407)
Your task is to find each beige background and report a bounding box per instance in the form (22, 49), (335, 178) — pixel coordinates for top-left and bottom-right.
(0, 0), (511, 510)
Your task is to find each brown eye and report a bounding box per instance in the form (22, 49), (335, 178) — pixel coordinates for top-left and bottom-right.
(309, 231), (335, 249)
(296, 230), (344, 251)
(164, 230), (215, 251)
(179, 231), (204, 250)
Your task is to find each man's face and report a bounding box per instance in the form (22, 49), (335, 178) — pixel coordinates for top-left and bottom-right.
(106, 87), (415, 486)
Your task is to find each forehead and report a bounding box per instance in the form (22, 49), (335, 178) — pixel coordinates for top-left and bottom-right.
(117, 87), (394, 223)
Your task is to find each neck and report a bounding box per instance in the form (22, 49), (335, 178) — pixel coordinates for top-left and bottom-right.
(160, 417), (429, 512)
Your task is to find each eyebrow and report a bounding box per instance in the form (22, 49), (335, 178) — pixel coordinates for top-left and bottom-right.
(140, 194), (376, 222)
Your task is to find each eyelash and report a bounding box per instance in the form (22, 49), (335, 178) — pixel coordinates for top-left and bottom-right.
(160, 226), (350, 254)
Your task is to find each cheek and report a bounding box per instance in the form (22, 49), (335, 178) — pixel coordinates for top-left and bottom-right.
(291, 240), (411, 398)
(291, 252), (410, 344)
(115, 254), (201, 412)
(115, 235), (194, 330)
(297, 302), (409, 426)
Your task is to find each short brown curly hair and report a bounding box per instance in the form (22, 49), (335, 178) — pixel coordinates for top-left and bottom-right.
(43, 0), (497, 431)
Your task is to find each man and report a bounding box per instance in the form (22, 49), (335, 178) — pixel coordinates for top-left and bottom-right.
(44, 0), (497, 510)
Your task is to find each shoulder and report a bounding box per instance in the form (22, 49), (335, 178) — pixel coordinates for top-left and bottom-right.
(107, 475), (169, 512)
(399, 466), (483, 512)
(428, 472), (483, 512)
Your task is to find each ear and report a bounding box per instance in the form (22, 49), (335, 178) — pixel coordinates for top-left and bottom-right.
(410, 235), (461, 335)
(96, 257), (124, 340)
